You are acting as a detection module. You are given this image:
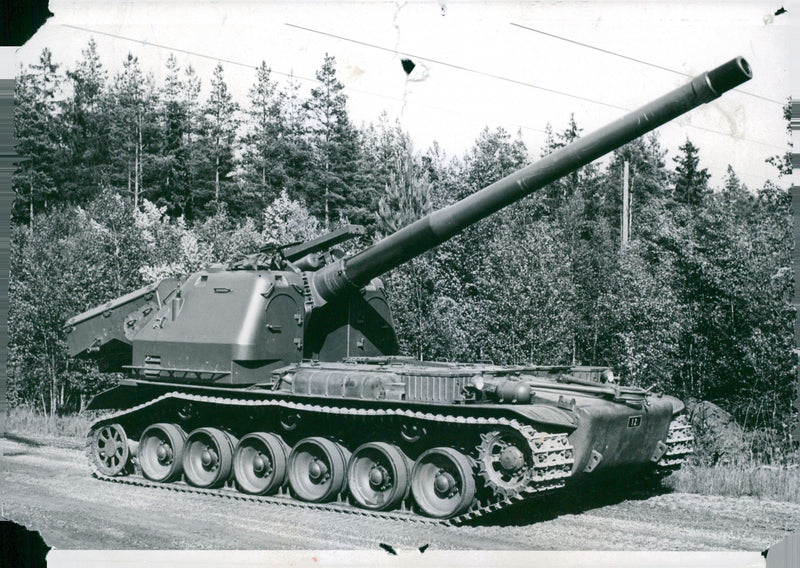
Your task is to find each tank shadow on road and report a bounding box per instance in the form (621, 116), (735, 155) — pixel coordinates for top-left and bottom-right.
(466, 476), (674, 527)
(3, 433), (49, 447)
(2, 433), (82, 450)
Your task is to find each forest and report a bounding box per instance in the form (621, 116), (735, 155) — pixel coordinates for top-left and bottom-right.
(10, 40), (795, 464)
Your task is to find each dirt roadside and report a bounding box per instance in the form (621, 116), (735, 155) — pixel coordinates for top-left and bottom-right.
(1, 436), (797, 551)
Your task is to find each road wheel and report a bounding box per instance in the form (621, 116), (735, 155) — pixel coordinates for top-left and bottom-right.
(182, 427), (237, 488)
(411, 447), (476, 518)
(233, 432), (289, 495)
(347, 442), (410, 511)
(288, 437), (349, 503)
(139, 423), (186, 482)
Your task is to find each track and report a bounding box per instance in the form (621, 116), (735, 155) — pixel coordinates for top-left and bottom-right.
(85, 391), (576, 525)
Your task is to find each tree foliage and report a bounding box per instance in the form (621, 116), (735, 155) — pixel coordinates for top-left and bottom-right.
(673, 138), (711, 207)
(303, 54), (361, 228)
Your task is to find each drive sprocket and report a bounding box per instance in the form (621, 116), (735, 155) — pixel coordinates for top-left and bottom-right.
(476, 428), (533, 498)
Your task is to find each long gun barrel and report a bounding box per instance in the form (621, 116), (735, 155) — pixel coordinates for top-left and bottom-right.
(311, 57), (752, 305)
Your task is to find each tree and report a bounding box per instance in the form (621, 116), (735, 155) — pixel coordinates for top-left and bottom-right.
(181, 64), (204, 218)
(646, 175), (794, 431)
(150, 54), (201, 217)
(571, 134), (672, 367)
(261, 189), (321, 245)
(672, 138), (710, 207)
(359, 114), (415, 234)
(376, 148), (432, 235)
(63, 38), (109, 203)
(276, 74), (314, 203)
(13, 48), (67, 227)
(434, 126), (529, 298)
(9, 190), (151, 415)
(304, 54), (360, 228)
(197, 64), (240, 215)
(462, 126), (529, 199)
(238, 61), (285, 217)
(9, 212), (79, 415)
(9, 187), (231, 414)
(722, 164), (742, 194)
(594, 243), (685, 391)
(105, 53), (160, 209)
(411, 127), (531, 362)
(765, 99), (792, 178)
(421, 141), (461, 209)
(478, 219), (578, 365)
(720, 164), (753, 219)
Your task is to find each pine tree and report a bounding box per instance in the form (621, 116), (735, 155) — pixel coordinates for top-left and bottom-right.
(181, 64), (204, 218)
(304, 54), (360, 228)
(277, 74), (314, 203)
(150, 54), (200, 216)
(358, 113), (413, 233)
(722, 164), (742, 193)
(13, 48), (67, 227)
(63, 39), (109, 203)
(197, 64), (240, 215)
(672, 138), (710, 207)
(238, 61), (284, 216)
(421, 141), (460, 209)
(106, 53), (159, 209)
(376, 147), (432, 235)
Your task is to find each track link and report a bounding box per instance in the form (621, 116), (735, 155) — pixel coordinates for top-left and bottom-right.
(86, 391), (574, 525)
(656, 414), (694, 471)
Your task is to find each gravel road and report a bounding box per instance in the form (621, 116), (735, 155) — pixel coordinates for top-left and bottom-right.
(1, 435), (797, 551)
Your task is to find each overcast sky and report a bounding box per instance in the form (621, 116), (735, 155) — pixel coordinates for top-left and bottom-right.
(18, 0), (794, 190)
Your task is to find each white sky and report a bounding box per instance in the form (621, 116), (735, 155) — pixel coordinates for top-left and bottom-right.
(17, 0), (794, 190)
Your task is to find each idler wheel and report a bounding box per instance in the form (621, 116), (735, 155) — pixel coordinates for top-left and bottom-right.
(288, 437), (350, 503)
(139, 423), (186, 482)
(233, 433), (289, 495)
(347, 442), (410, 511)
(476, 429), (533, 498)
(411, 447), (476, 519)
(182, 427), (237, 489)
(89, 423), (130, 476)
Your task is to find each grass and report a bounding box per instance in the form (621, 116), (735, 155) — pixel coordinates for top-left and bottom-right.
(4, 405), (93, 440)
(666, 463), (800, 503)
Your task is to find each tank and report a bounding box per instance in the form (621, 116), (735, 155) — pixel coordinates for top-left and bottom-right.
(65, 57), (751, 522)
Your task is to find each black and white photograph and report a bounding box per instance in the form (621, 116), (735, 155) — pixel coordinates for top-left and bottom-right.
(1, 1), (796, 566)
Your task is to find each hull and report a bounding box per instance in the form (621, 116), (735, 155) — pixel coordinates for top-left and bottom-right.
(84, 361), (692, 522)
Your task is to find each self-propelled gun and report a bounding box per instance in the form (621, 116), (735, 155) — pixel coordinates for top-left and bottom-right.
(66, 57), (752, 522)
